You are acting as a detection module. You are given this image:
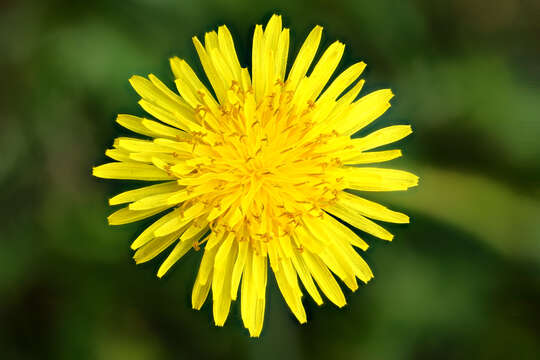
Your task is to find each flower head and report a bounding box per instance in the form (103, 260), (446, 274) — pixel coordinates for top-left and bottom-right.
(93, 14), (418, 337)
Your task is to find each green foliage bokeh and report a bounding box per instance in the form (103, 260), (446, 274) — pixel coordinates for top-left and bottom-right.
(1, 1), (539, 359)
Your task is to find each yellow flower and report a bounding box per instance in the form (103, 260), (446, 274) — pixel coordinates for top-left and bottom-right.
(93, 14), (418, 337)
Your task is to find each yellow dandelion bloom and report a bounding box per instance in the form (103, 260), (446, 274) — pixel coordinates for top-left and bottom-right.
(93, 14), (418, 337)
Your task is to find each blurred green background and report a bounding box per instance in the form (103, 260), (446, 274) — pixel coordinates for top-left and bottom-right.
(1, 0), (539, 359)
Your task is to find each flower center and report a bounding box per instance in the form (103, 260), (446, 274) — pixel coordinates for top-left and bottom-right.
(172, 81), (349, 246)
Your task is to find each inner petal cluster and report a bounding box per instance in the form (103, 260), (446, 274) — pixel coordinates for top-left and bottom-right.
(177, 81), (348, 251)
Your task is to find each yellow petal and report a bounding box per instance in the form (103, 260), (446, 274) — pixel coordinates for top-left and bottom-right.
(148, 73), (187, 107)
(116, 114), (158, 138)
(212, 238), (237, 326)
(294, 225), (325, 254)
(192, 245), (218, 309)
(301, 250), (346, 307)
(153, 138), (192, 154)
(241, 250), (255, 330)
(324, 203), (394, 241)
(170, 57), (218, 109)
(141, 119), (189, 140)
(230, 240), (248, 300)
(343, 167), (419, 192)
(276, 28), (290, 81)
(305, 41), (345, 100)
(129, 189), (189, 210)
(326, 234), (373, 283)
(336, 192), (410, 224)
(318, 247), (358, 291)
(261, 14), (282, 93)
(336, 89), (394, 136)
(274, 259), (306, 323)
(129, 75), (190, 116)
(157, 238), (195, 278)
(352, 125), (412, 151)
(341, 149), (402, 165)
(133, 231), (181, 264)
(137, 99), (193, 131)
(128, 152), (178, 164)
(252, 252), (267, 299)
(153, 215), (191, 238)
(240, 250), (266, 337)
(196, 242), (219, 287)
(214, 232), (235, 267)
(109, 181), (181, 206)
(192, 268), (213, 310)
(107, 205), (172, 226)
(250, 297), (265, 337)
(290, 249), (323, 305)
(153, 204), (204, 237)
(204, 231), (225, 252)
(207, 46), (235, 88)
(217, 25), (243, 82)
(317, 78), (365, 130)
(115, 137), (174, 154)
(131, 208), (183, 249)
(192, 36), (227, 103)
(251, 24), (265, 101)
(318, 62), (366, 103)
(319, 212), (369, 250)
(105, 148), (132, 162)
(287, 25), (323, 91)
(309, 219), (367, 283)
(180, 222), (209, 242)
(93, 162), (174, 181)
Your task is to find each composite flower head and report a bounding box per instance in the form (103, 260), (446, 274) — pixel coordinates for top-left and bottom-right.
(93, 14), (418, 337)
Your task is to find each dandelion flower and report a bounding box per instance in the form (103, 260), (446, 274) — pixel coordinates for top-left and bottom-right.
(93, 14), (418, 337)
